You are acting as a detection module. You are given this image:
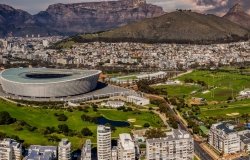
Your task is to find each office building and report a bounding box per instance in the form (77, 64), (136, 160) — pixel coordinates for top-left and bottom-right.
(117, 133), (135, 160)
(81, 139), (91, 160)
(146, 129), (194, 160)
(0, 138), (22, 160)
(208, 122), (240, 154)
(58, 139), (71, 160)
(97, 125), (111, 160)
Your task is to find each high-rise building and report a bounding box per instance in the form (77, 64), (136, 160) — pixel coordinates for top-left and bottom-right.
(81, 139), (91, 160)
(208, 122), (240, 154)
(97, 125), (111, 160)
(58, 139), (71, 160)
(117, 133), (135, 160)
(0, 138), (22, 160)
(146, 129), (194, 160)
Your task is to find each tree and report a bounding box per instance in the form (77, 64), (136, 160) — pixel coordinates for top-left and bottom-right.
(159, 103), (168, 113)
(81, 127), (93, 136)
(47, 135), (60, 142)
(92, 104), (98, 112)
(58, 124), (69, 133)
(143, 123), (150, 128)
(145, 128), (166, 139)
(0, 111), (16, 125)
(56, 114), (68, 121)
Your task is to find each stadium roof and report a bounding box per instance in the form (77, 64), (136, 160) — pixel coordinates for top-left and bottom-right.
(0, 68), (101, 84)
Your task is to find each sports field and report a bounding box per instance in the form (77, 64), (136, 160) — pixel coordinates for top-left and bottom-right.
(0, 100), (163, 149)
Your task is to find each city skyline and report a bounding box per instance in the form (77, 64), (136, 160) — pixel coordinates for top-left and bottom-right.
(1, 0), (250, 15)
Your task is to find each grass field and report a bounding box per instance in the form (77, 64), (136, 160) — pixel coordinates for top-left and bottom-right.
(153, 84), (201, 98)
(154, 69), (250, 125)
(177, 70), (250, 101)
(199, 99), (250, 118)
(0, 100), (163, 149)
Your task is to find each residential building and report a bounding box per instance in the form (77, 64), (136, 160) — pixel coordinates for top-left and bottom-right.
(238, 130), (250, 152)
(146, 129), (194, 160)
(58, 139), (71, 160)
(97, 125), (111, 160)
(126, 96), (150, 106)
(117, 133), (135, 160)
(112, 146), (118, 160)
(81, 139), (91, 160)
(25, 145), (57, 160)
(208, 122), (240, 154)
(0, 138), (22, 160)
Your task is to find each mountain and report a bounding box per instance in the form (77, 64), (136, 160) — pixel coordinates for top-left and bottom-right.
(223, 3), (250, 30)
(0, 4), (59, 37)
(0, 0), (164, 37)
(54, 10), (250, 48)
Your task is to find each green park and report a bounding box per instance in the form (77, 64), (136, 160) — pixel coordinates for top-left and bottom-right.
(153, 68), (250, 131)
(0, 99), (163, 149)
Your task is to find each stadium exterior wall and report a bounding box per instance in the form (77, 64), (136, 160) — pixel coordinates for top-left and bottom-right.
(0, 70), (101, 98)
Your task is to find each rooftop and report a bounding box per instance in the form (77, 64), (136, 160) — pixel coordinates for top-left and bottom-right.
(147, 129), (191, 143)
(97, 125), (111, 133)
(214, 122), (236, 134)
(1, 68), (101, 84)
(59, 138), (71, 147)
(27, 145), (57, 160)
(119, 133), (135, 150)
(0, 138), (21, 148)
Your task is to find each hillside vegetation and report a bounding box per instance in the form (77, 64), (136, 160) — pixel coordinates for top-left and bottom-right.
(54, 11), (250, 48)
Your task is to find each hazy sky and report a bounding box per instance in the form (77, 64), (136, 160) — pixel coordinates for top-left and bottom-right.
(0, 0), (249, 15)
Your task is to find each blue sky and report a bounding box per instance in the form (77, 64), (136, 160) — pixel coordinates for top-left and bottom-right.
(0, 0), (249, 15)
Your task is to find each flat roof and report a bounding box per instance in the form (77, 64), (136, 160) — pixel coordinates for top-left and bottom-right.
(1, 68), (101, 84)
(119, 133), (135, 150)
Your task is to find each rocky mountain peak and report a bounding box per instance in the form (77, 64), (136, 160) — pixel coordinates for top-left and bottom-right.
(228, 3), (245, 14)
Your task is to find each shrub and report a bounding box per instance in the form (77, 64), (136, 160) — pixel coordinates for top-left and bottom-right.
(58, 124), (69, 133)
(81, 127), (93, 136)
(0, 111), (16, 125)
(55, 114), (68, 121)
(143, 123), (150, 128)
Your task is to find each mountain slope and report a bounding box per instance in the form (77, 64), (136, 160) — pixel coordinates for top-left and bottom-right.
(34, 0), (164, 34)
(223, 3), (250, 30)
(54, 11), (250, 48)
(0, 0), (164, 37)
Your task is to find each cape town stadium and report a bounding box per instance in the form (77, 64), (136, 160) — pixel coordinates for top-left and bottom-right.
(0, 68), (101, 98)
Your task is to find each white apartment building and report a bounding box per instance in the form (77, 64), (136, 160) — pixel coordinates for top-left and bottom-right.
(58, 139), (71, 160)
(97, 125), (111, 160)
(25, 145), (57, 160)
(112, 146), (118, 160)
(208, 122), (240, 154)
(126, 96), (150, 106)
(137, 71), (167, 80)
(0, 139), (22, 160)
(146, 129), (194, 160)
(238, 130), (250, 152)
(81, 139), (91, 160)
(117, 133), (135, 160)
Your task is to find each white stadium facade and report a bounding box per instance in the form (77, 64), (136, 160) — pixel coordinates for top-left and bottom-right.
(0, 68), (101, 98)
